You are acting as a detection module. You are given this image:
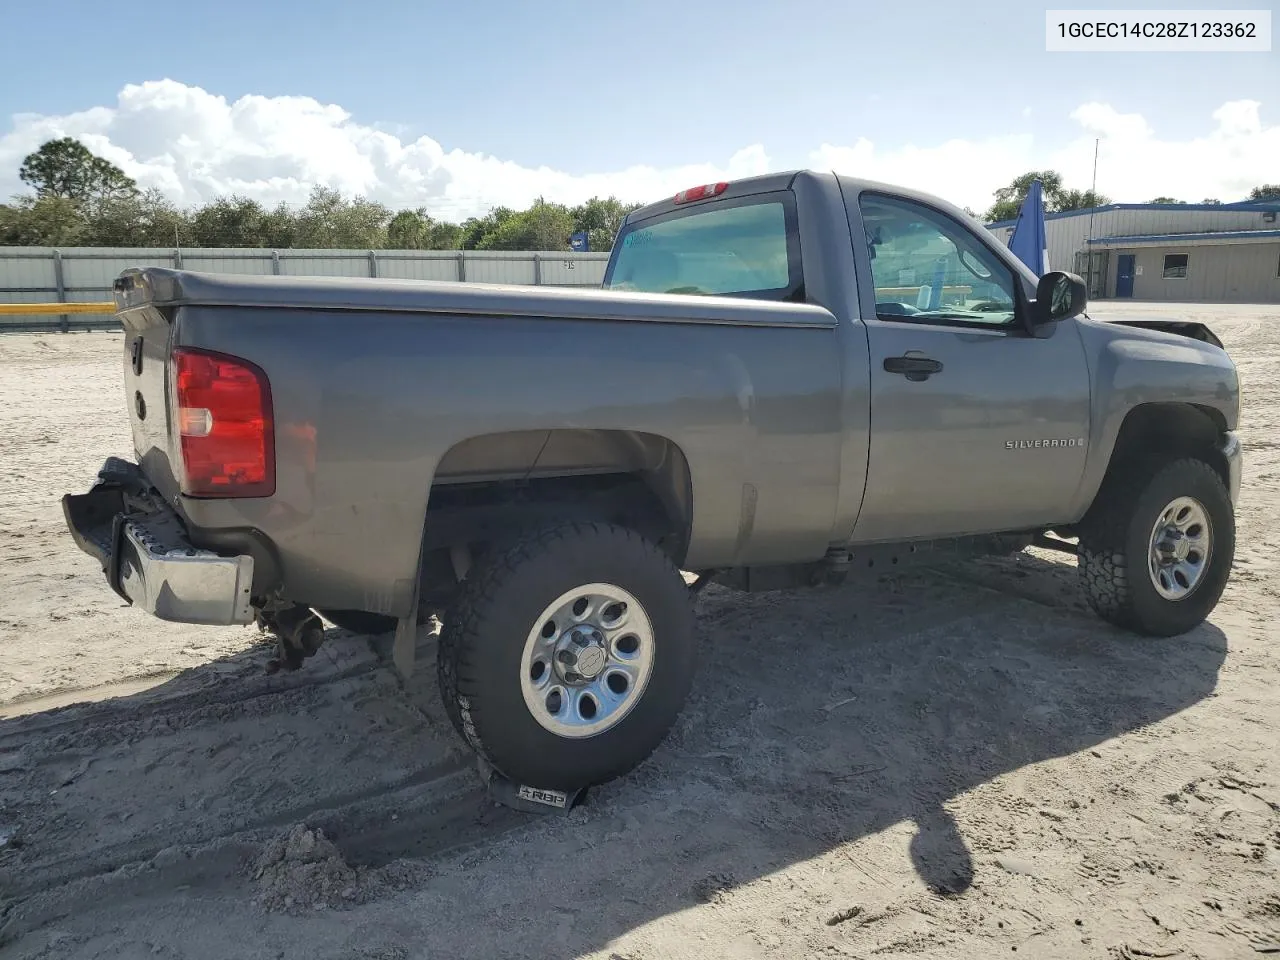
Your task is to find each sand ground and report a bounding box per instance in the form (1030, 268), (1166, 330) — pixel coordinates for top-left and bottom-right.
(0, 302), (1277, 959)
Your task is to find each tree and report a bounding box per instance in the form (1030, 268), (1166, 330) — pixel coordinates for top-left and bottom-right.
(257, 203), (299, 249)
(387, 208), (433, 249)
(570, 196), (642, 253)
(1147, 197), (1185, 204)
(458, 207), (517, 250)
(0, 195), (86, 245)
(1055, 188), (1109, 212)
(187, 195), (274, 247)
(984, 171), (1064, 222)
(983, 171), (1109, 221)
(19, 137), (138, 207)
(476, 198), (576, 251)
(4, 146), (647, 251)
(386, 208), (461, 249)
(293, 186), (392, 248)
(1248, 184), (1280, 201)
(427, 221), (462, 250)
(84, 189), (187, 247)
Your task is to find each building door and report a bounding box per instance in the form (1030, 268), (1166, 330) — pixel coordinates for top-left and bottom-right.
(1116, 254), (1136, 298)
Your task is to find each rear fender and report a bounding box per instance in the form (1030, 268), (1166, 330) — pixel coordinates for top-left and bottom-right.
(427, 428), (695, 562)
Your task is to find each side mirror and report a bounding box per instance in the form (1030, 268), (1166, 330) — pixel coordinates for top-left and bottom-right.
(1031, 271), (1088, 325)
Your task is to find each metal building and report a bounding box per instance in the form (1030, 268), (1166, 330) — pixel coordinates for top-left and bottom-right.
(0, 247), (612, 331)
(986, 201), (1280, 303)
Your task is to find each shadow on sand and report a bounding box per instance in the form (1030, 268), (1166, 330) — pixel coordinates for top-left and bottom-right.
(0, 553), (1227, 957)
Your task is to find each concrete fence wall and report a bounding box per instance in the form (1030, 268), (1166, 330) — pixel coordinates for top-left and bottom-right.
(0, 247), (613, 331)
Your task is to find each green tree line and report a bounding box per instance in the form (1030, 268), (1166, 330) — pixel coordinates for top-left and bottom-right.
(0, 138), (641, 252)
(982, 171), (1110, 222)
(982, 170), (1278, 222)
(4, 139), (1275, 249)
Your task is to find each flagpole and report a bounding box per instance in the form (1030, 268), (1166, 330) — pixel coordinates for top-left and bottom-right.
(1086, 138), (1099, 296)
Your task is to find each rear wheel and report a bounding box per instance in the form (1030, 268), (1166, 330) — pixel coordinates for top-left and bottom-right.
(1077, 457), (1234, 636)
(437, 522), (695, 791)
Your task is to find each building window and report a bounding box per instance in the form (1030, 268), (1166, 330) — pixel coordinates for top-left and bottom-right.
(1162, 253), (1189, 279)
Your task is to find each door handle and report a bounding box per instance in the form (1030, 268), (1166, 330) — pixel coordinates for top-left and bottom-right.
(883, 355), (943, 381)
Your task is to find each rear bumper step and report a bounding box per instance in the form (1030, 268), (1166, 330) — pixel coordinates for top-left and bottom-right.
(62, 457), (256, 626)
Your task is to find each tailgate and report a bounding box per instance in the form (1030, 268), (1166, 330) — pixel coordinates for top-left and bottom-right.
(117, 281), (182, 501)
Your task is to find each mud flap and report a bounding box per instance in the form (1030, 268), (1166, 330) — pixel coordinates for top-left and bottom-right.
(392, 542), (425, 680)
(479, 760), (588, 817)
(392, 615), (418, 680)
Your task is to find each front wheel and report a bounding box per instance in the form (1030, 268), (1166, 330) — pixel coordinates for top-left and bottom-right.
(1078, 457), (1235, 636)
(437, 522), (696, 791)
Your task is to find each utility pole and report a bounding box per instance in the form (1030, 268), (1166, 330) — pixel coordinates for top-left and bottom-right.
(1085, 138), (1100, 297)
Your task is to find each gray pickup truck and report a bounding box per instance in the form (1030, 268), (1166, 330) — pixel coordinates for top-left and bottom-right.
(63, 171), (1242, 792)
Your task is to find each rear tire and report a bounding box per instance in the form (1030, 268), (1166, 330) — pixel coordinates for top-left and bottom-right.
(1077, 457), (1234, 636)
(437, 521), (695, 791)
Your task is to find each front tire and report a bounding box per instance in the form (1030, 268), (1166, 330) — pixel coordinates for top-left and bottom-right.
(1078, 457), (1234, 636)
(437, 522), (695, 791)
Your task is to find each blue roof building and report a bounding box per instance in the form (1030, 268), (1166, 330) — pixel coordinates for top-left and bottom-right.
(986, 200), (1280, 303)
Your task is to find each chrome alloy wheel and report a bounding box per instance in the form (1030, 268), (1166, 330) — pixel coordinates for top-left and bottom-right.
(1148, 496), (1212, 601)
(520, 583), (655, 738)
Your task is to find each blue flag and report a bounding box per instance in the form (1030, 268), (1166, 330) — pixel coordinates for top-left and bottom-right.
(569, 231), (589, 252)
(1007, 179), (1049, 275)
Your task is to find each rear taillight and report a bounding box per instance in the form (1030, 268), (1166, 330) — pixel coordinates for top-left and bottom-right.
(673, 182), (728, 204)
(171, 347), (275, 498)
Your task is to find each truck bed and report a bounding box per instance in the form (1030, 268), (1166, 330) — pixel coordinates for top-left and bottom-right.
(111, 267), (847, 620)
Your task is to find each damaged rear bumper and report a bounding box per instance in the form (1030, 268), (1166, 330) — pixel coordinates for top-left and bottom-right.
(62, 457), (256, 625)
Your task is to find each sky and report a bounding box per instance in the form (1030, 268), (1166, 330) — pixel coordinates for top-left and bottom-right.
(0, 0), (1276, 221)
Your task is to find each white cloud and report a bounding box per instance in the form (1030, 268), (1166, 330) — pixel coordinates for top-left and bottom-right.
(1056, 99), (1278, 203)
(815, 99), (1277, 210)
(1, 80), (1275, 221)
(811, 134), (1038, 211)
(0, 80), (771, 220)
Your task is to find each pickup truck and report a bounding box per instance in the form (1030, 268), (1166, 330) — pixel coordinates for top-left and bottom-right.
(63, 170), (1242, 792)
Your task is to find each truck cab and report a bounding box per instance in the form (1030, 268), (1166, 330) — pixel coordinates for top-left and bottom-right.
(604, 170), (1239, 548)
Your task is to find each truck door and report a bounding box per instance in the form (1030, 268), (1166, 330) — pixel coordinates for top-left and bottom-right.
(847, 191), (1092, 543)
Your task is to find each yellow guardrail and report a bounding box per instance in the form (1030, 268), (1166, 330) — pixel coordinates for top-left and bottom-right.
(0, 302), (116, 315)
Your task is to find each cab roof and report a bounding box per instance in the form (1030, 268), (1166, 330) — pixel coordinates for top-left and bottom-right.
(622, 170), (985, 231)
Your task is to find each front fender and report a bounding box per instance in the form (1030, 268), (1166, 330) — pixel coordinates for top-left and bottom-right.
(1100, 318), (1224, 350)
(1068, 316), (1239, 520)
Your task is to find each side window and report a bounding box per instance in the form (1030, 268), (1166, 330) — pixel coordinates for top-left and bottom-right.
(858, 194), (1020, 327)
(1162, 253), (1189, 279)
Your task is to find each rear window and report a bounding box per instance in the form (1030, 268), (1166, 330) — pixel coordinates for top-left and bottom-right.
(604, 195), (803, 301)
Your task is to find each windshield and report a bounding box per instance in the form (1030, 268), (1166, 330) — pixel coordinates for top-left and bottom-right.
(604, 197), (803, 301)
